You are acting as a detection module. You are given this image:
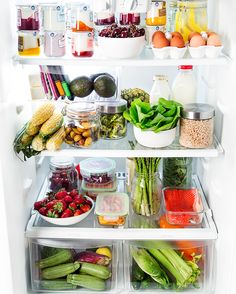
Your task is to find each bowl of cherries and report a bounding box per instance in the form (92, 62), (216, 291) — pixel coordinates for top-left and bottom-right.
(33, 189), (94, 226)
(98, 24), (145, 59)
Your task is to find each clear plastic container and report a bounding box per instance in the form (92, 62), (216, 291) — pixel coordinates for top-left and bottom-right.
(71, 31), (94, 57)
(29, 239), (119, 292)
(18, 30), (40, 56)
(95, 192), (129, 226)
(93, 0), (115, 25)
(162, 187), (204, 225)
(48, 157), (78, 193)
(17, 5), (39, 30)
(44, 31), (66, 57)
(64, 103), (100, 148)
(70, 3), (93, 32)
(146, 0), (167, 26)
(80, 157), (116, 190)
(119, 13), (140, 25)
(96, 100), (127, 140)
(41, 4), (66, 31)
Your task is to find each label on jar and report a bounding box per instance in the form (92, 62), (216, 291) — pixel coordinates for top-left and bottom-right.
(72, 32), (93, 54)
(56, 6), (65, 22)
(58, 34), (65, 48)
(18, 36), (24, 52)
(116, 0), (147, 13)
(17, 9), (22, 27)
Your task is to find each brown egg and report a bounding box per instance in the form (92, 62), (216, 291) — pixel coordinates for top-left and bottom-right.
(190, 35), (206, 47)
(207, 31), (217, 37)
(171, 32), (183, 39)
(170, 36), (185, 48)
(207, 34), (222, 46)
(153, 36), (170, 48)
(152, 31), (166, 42)
(188, 32), (201, 42)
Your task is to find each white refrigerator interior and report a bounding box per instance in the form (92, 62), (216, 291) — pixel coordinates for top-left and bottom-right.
(0, 0), (236, 294)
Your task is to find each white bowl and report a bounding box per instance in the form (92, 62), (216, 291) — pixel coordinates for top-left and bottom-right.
(98, 36), (145, 59)
(188, 46), (206, 58)
(39, 196), (94, 226)
(169, 47), (187, 59)
(205, 45), (223, 58)
(133, 126), (176, 148)
(152, 46), (170, 59)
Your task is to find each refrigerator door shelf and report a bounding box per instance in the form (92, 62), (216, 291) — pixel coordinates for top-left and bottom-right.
(26, 174), (217, 241)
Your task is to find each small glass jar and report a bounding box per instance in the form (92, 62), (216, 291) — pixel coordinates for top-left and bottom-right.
(64, 102), (100, 148)
(132, 172), (162, 217)
(17, 5), (39, 30)
(41, 4), (66, 31)
(70, 4), (93, 32)
(146, 0), (167, 26)
(44, 31), (66, 57)
(150, 75), (172, 105)
(93, 0), (115, 25)
(163, 157), (192, 187)
(119, 13), (141, 25)
(96, 99), (127, 140)
(179, 103), (215, 148)
(71, 31), (94, 57)
(18, 30), (40, 56)
(48, 157), (78, 192)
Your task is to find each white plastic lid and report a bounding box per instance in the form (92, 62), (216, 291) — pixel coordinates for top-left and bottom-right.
(79, 158), (116, 177)
(95, 193), (129, 216)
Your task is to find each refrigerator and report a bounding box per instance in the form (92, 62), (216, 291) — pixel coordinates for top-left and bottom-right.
(1, 0), (236, 293)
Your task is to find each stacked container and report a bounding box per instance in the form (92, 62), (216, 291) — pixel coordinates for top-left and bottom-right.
(17, 5), (40, 56)
(41, 4), (66, 57)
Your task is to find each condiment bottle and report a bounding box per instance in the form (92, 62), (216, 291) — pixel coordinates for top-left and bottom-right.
(150, 75), (172, 105)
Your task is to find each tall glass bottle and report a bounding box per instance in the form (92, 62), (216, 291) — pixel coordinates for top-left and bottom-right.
(150, 75), (172, 105)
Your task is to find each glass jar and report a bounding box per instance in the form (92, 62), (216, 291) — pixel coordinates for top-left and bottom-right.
(17, 5), (39, 30)
(64, 102), (100, 148)
(48, 157), (79, 192)
(71, 31), (94, 57)
(150, 75), (172, 105)
(166, 0), (177, 32)
(96, 99), (127, 140)
(70, 4), (93, 32)
(179, 103), (215, 148)
(119, 13), (141, 25)
(126, 158), (136, 194)
(132, 172), (162, 216)
(163, 157), (192, 187)
(44, 31), (66, 57)
(146, 0), (166, 26)
(175, 0), (208, 42)
(93, 0), (115, 25)
(41, 4), (66, 31)
(18, 31), (40, 56)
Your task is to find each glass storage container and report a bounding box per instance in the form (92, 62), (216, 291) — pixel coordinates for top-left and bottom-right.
(163, 157), (193, 187)
(95, 192), (129, 226)
(146, 0), (167, 26)
(41, 4), (66, 31)
(70, 3), (93, 32)
(48, 157), (78, 193)
(18, 30), (40, 56)
(17, 5), (39, 30)
(71, 31), (94, 57)
(93, 0), (115, 25)
(119, 13), (141, 25)
(96, 99), (127, 140)
(179, 103), (215, 149)
(166, 0), (177, 32)
(44, 31), (66, 57)
(64, 102), (100, 148)
(80, 157), (117, 191)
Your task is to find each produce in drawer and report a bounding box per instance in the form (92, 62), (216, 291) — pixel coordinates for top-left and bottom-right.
(76, 251), (111, 265)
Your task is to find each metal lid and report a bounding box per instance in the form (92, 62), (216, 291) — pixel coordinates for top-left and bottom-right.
(153, 75), (168, 81)
(96, 99), (127, 114)
(181, 103), (215, 120)
(66, 102), (97, 119)
(50, 157), (75, 169)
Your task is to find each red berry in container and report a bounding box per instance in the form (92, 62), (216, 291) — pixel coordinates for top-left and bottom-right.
(55, 190), (68, 200)
(39, 207), (47, 216)
(64, 195), (73, 203)
(61, 209), (73, 218)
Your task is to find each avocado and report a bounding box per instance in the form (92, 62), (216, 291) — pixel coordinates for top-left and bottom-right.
(69, 76), (93, 98)
(90, 72), (115, 82)
(94, 75), (117, 98)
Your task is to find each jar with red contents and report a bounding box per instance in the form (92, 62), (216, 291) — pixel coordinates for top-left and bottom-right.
(48, 157), (79, 193)
(71, 31), (94, 57)
(119, 13), (141, 25)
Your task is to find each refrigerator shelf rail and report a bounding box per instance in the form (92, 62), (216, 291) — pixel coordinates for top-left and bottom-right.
(25, 175), (217, 241)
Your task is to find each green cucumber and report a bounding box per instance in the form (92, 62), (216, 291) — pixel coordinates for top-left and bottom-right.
(38, 249), (72, 269)
(79, 262), (111, 280)
(67, 274), (106, 291)
(40, 280), (77, 290)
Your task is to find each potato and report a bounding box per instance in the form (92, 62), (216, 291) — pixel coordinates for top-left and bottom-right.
(74, 134), (82, 142)
(82, 130), (91, 138)
(77, 127), (84, 133)
(70, 131), (76, 139)
(81, 121), (91, 129)
(78, 139), (85, 146)
(84, 137), (92, 147)
(72, 127), (82, 134)
(65, 127), (72, 134)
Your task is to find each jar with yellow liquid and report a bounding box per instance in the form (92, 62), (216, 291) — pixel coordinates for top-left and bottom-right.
(146, 1), (166, 26)
(175, 0), (208, 42)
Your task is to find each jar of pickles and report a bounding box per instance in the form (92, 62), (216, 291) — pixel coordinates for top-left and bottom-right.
(48, 157), (79, 192)
(96, 99), (127, 140)
(64, 102), (100, 148)
(146, 0), (166, 26)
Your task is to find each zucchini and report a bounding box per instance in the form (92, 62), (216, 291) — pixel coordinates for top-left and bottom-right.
(40, 280), (77, 290)
(79, 262), (111, 280)
(42, 262), (80, 280)
(38, 249), (73, 269)
(67, 274), (106, 291)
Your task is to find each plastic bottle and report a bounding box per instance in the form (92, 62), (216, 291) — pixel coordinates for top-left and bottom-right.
(150, 75), (172, 105)
(172, 65), (197, 105)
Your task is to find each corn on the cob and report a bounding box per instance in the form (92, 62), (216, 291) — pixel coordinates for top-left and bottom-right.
(46, 127), (66, 151)
(40, 113), (63, 138)
(31, 101), (55, 127)
(25, 120), (41, 136)
(32, 135), (46, 151)
(21, 132), (33, 146)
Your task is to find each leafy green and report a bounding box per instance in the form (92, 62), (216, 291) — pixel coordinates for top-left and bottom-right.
(123, 98), (182, 133)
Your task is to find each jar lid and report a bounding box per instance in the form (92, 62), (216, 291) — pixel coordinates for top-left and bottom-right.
(181, 103), (215, 120)
(153, 75), (168, 81)
(80, 158), (116, 177)
(178, 65), (193, 70)
(50, 157), (74, 169)
(96, 99), (127, 114)
(66, 102), (97, 119)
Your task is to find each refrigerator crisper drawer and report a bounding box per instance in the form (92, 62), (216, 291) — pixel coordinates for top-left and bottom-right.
(29, 239), (120, 293)
(124, 239), (216, 294)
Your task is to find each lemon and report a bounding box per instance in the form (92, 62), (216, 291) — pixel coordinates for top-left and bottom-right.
(96, 247), (112, 260)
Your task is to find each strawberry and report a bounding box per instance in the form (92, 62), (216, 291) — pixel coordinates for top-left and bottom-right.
(55, 190), (68, 200)
(64, 195), (73, 203)
(34, 200), (43, 211)
(74, 196), (85, 206)
(84, 199), (92, 206)
(80, 204), (91, 213)
(53, 200), (67, 213)
(74, 209), (83, 216)
(46, 209), (60, 218)
(68, 202), (77, 212)
(70, 189), (79, 198)
(39, 207), (47, 216)
(46, 200), (57, 210)
(61, 209), (73, 218)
